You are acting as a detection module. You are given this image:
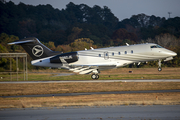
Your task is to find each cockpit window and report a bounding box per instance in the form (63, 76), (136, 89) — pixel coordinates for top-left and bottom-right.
(150, 45), (163, 48)
(151, 45), (157, 48)
(157, 45), (163, 48)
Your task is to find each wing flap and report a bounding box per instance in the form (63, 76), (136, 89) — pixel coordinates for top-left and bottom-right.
(73, 67), (90, 73)
(69, 66), (83, 71)
(79, 69), (95, 74)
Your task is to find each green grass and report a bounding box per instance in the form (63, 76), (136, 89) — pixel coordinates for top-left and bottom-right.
(1, 68), (180, 81)
(0, 73), (180, 81)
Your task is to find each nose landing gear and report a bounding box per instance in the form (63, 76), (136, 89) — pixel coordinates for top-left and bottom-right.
(158, 67), (162, 71)
(158, 59), (162, 71)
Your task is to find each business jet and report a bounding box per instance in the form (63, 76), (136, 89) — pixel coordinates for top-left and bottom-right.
(8, 37), (177, 79)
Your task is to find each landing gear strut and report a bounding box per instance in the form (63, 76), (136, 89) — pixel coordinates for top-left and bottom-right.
(91, 74), (99, 80)
(158, 59), (162, 72)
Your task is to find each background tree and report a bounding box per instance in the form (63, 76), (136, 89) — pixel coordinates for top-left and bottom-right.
(112, 28), (137, 45)
(70, 38), (97, 51)
(0, 1), (180, 68)
(155, 33), (179, 49)
(67, 27), (83, 43)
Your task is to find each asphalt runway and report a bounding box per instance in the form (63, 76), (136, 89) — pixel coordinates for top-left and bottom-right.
(1, 79), (180, 120)
(1, 79), (180, 84)
(1, 105), (180, 120)
(2, 89), (180, 98)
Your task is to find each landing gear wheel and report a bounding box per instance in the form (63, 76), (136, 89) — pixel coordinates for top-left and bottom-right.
(91, 74), (96, 79)
(91, 74), (99, 80)
(95, 74), (99, 79)
(158, 67), (162, 72)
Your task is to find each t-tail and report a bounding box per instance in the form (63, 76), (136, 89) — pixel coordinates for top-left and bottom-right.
(8, 37), (62, 60)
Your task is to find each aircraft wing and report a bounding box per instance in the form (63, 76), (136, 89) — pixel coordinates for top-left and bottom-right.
(69, 65), (117, 74)
(57, 56), (117, 74)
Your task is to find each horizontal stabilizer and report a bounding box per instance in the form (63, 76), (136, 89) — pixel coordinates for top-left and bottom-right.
(8, 40), (35, 45)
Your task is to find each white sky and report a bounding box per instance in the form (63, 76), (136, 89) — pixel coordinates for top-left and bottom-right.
(6, 0), (180, 20)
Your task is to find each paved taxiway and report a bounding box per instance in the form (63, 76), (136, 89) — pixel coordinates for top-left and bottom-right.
(1, 79), (180, 84)
(1, 105), (180, 120)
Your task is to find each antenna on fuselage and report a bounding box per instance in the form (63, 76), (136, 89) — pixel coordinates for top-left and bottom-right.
(126, 43), (129, 46)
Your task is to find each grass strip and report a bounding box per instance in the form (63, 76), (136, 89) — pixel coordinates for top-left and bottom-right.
(1, 68), (180, 81)
(0, 92), (180, 108)
(0, 82), (180, 96)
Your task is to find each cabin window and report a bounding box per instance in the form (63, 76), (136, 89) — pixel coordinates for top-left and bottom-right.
(118, 52), (121, 55)
(124, 51), (127, 54)
(106, 53), (108, 56)
(99, 54), (101, 57)
(131, 50), (133, 54)
(112, 52), (114, 56)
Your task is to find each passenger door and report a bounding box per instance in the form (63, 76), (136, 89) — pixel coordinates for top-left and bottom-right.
(104, 52), (109, 60)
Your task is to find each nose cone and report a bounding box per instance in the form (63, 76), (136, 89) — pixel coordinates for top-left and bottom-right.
(170, 51), (177, 57)
(169, 51), (177, 57)
(161, 49), (177, 57)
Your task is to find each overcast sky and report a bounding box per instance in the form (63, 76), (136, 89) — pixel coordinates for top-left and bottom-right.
(6, 0), (180, 21)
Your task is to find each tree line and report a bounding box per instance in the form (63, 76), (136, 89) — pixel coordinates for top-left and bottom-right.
(0, 1), (180, 70)
(1, 1), (180, 45)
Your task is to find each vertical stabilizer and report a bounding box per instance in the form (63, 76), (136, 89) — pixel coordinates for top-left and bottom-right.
(8, 37), (61, 60)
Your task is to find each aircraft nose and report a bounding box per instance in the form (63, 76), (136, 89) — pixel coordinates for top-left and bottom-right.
(161, 49), (177, 57)
(168, 51), (177, 57)
(172, 52), (177, 56)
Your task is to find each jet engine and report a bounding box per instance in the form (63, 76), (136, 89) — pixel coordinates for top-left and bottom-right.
(50, 52), (78, 64)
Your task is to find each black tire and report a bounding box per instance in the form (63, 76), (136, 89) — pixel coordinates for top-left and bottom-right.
(91, 74), (97, 80)
(95, 74), (99, 79)
(91, 74), (99, 80)
(158, 67), (162, 72)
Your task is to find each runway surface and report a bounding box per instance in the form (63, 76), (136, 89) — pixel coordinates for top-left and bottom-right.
(1, 79), (180, 84)
(3, 89), (180, 98)
(1, 105), (180, 120)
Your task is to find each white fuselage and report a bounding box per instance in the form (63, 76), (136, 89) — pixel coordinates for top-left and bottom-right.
(31, 43), (177, 69)
(71, 43), (176, 67)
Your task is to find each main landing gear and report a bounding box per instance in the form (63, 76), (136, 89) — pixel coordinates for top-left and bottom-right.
(158, 59), (162, 72)
(91, 74), (99, 80)
(91, 69), (100, 80)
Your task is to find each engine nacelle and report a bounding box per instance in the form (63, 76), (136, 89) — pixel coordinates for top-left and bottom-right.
(50, 52), (78, 63)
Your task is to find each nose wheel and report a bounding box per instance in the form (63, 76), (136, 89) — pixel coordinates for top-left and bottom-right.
(91, 74), (99, 80)
(158, 67), (162, 71)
